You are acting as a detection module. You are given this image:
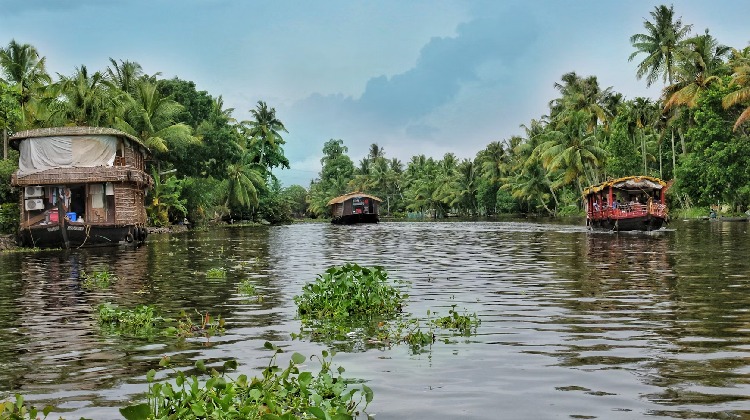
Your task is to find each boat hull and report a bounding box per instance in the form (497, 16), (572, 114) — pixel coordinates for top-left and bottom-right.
(331, 214), (379, 225)
(17, 223), (147, 248)
(588, 215), (666, 231)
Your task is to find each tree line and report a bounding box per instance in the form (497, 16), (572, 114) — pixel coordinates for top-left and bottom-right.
(2, 4), (750, 227)
(308, 4), (750, 218)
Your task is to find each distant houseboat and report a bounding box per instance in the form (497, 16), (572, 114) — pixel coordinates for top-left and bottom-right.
(328, 192), (382, 224)
(583, 176), (669, 231)
(10, 127), (153, 248)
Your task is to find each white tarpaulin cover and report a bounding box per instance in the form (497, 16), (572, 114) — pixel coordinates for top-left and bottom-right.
(613, 179), (663, 190)
(18, 135), (117, 176)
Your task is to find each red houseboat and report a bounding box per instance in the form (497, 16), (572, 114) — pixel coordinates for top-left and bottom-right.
(583, 176), (669, 231)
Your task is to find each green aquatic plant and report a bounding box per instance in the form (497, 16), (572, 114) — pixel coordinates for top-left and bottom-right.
(0, 395), (52, 420)
(165, 310), (225, 340)
(294, 263), (407, 320)
(120, 342), (372, 420)
(80, 269), (117, 290)
(97, 303), (162, 338)
(432, 305), (481, 336)
(206, 267), (227, 278)
(237, 279), (256, 296)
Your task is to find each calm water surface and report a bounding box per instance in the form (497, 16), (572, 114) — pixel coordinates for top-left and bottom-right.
(1, 219), (749, 419)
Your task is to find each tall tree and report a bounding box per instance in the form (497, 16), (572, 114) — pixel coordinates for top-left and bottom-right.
(0, 82), (21, 160)
(536, 110), (607, 196)
(242, 101), (289, 172)
(663, 30), (730, 111)
(0, 40), (51, 127)
(53, 65), (114, 126)
(114, 80), (196, 162)
(105, 58), (145, 95)
(722, 46), (750, 131)
(629, 4), (692, 87)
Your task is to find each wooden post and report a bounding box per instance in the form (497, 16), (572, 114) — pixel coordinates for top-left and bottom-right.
(58, 189), (70, 249)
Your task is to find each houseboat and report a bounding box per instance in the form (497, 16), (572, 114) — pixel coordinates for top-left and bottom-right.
(583, 176), (669, 231)
(328, 192), (382, 224)
(10, 127), (153, 248)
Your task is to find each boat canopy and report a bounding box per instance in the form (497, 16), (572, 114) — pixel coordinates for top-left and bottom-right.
(583, 176), (667, 196)
(327, 192), (382, 206)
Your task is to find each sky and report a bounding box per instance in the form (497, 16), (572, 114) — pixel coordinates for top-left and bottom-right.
(1, 0), (749, 187)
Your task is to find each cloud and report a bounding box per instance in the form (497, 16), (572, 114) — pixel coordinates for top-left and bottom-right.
(280, 4), (541, 180)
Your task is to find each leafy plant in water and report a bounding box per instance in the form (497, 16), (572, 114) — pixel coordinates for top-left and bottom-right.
(432, 305), (481, 336)
(97, 303), (162, 338)
(0, 394), (53, 420)
(294, 263), (406, 320)
(80, 269), (116, 290)
(120, 341), (373, 420)
(237, 279), (262, 302)
(206, 267), (227, 279)
(165, 310), (225, 340)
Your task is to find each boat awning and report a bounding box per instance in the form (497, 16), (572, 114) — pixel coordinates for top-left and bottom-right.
(327, 192), (382, 206)
(583, 176), (667, 196)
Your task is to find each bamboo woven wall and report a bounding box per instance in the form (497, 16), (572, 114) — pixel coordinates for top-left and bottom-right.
(12, 166), (153, 188)
(114, 184), (147, 225)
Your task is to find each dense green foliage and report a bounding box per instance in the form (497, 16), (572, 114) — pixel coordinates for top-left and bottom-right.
(295, 263), (406, 320)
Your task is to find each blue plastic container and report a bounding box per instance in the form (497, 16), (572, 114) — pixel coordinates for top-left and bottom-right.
(66, 212), (77, 222)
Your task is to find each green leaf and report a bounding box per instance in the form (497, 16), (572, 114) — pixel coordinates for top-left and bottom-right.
(307, 407), (327, 419)
(362, 384), (373, 403)
(223, 359), (238, 371)
(120, 403), (151, 420)
(191, 402), (206, 416)
(195, 359), (206, 372)
(291, 352), (306, 365)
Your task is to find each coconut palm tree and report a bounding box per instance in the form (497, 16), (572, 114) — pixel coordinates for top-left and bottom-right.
(0, 40), (51, 127)
(629, 5), (692, 87)
(52, 65), (114, 126)
(549, 72), (614, 131)
(105, 58), (145, 95)
(663, 30), (730, 111)
(536, 110), (607, 195)
(242, 101), (289, 172)
(722, 46), (750, 131)
(225, 162), (265, 214)
(114, 80), (196, 159)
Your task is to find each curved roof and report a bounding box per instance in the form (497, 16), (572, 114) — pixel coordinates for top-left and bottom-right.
(10, 126), (148, 152)
(583, 176), (667, 196)
(327, 192), (382, 206)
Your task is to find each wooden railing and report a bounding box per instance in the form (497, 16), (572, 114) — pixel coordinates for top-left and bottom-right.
(588, 201), (668, 219)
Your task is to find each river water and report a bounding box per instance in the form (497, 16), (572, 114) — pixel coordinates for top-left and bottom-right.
(1, 219), (749, 419)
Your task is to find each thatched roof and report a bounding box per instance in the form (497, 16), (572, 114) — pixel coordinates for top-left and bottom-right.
(583, 176), (667, 196)
(327, 192), (382, 206)
(10, 126), (148, 152)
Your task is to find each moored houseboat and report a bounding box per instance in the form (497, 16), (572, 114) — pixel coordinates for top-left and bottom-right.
(583, 176), (669, 231)
(328, 192), (381, 224)
(10, 127), (153, 248)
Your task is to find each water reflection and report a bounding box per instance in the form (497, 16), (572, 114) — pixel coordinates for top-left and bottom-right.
(0, 220), (749, 419)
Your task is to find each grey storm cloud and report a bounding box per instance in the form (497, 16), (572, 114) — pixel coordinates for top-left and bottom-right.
(354, 11), (537, 124)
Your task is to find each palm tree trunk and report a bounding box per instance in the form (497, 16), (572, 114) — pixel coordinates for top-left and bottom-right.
(659, 140), (663, 178)
(641, 132), (647, 174)
(672, 128), (677, 179)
